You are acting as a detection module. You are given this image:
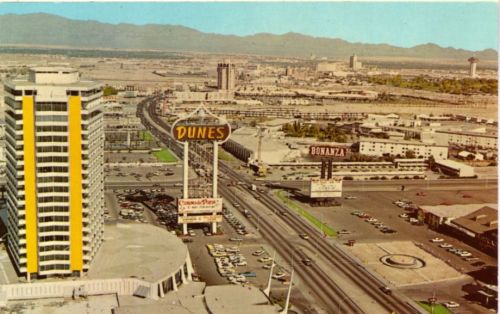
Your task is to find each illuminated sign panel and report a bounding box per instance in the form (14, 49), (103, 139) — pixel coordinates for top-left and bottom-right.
(309, 145), (349, 157)
(178, 198), (223, 214)
(172, 124), (230, 142)
(178, 215), (223, 224)
(310, 178), (343, 198)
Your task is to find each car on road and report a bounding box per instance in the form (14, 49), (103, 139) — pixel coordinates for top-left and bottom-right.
(430, 238), (444, 243)
(443, 301), (460, 308)
(457, 251), (472, 257)
(299, 234), (310, 240)
(344, 195), (357, 200)
(258, 257), (273, 263)
(380, 286), (392, 295)
(439, 243), (453, 248)
(302, 258), (313, 266)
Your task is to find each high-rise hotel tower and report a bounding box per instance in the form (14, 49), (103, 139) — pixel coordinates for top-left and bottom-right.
(3, 68), (104, 280)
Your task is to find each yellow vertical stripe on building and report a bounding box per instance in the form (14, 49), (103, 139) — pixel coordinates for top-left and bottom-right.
(69, 96), (83, 271)
(22, 96), (38, 274)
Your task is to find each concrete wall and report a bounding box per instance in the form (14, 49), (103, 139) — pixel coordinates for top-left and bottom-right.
(0, 277), (155, 305)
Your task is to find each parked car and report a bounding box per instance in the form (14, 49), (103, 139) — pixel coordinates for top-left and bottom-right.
(439, 243), (453, 248)
(239, 271), (257, 278)
(258, 257), (273, 263)
(399, 213), (408, 218)
(430, 238), (444, 243)
(443, 301), (460, 308)
(272, 272), (286, 279)
(229, 237), (243, 242)
(252, 250), (265, 256)
(365, 218), (378, 223)
(471, 261), (486, 267)
(337, 229), (352, 235)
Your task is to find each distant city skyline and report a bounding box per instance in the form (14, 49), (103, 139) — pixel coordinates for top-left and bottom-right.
(0, 2), (497, 51)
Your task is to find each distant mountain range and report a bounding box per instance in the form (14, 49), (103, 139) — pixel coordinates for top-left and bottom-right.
(0, 13), (497, 60)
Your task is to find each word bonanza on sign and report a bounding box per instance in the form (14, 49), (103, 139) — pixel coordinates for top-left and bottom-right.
(174, 125), (229, 141)
(309, 146), (347, 157)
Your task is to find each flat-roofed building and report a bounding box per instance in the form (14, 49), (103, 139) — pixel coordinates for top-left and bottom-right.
(422, 129), (497, 150)
(358, 137), (448, 159)
(4, 67), (104, 280)
(434, 159), (475, 177)
(418, 203), (497, 230)
(450, 206), (497, 238)
(217, 63), (236, 91)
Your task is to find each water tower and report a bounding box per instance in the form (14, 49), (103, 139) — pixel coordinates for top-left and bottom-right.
(468, 57), (479, 78)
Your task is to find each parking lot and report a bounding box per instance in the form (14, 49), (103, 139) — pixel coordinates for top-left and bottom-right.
(281, 187), (497, 313)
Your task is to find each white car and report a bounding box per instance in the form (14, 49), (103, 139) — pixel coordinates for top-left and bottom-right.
(365, 218), (378, 223)
(258, 257), (273, 263)
(399, 213), (408, 218)
(439, 243), (453, 248)
(344, 195), (357, 200)
(457, 251), (472, 257)
(430, 238), (444, 243)
(443, 301), (460, 308)
(272, 272), (286, 279)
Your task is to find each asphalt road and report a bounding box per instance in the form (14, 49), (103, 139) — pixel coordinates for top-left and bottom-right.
(139, 95), (422, 314)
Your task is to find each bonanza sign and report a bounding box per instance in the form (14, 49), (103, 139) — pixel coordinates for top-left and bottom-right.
(178, 198), (223, 214)
(309, 145), (349, 157)
(172, 124), (230, 142)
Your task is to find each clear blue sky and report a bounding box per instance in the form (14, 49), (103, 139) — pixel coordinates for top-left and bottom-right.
(0, 2), (497, 51)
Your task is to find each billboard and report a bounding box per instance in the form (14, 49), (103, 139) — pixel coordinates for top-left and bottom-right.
(170, 105), (231, 143)
(178, 215), (223, 224)
(172, 124), (230, 142)
(310, 178), (342, 198)
(178, 198), (223, 214)
(309, 145), (349, 158)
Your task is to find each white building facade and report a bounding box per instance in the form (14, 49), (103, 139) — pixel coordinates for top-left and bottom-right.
(4, 67), (105, 280)
(358, 138), (448, 159)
